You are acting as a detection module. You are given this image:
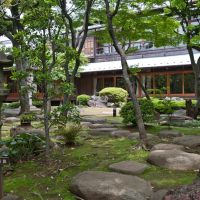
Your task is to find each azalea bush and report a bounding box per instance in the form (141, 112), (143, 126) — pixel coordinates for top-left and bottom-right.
(77, 94), (90, 106)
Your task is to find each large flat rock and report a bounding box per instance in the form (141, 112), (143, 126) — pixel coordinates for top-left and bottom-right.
(111, 130), (132, 138)
(151, 143), (185, 151)
(89, 128), (118, 136)
(109, 161), (148, 175)
(173, 135), (200, 148)
(159, 130), (183, 138)
(148, 150), (200, 170)
(70, 171), (153, 200)
(81, 117), (107, 124)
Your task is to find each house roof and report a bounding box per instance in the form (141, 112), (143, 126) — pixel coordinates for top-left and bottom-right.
(81, 53), (200, 73)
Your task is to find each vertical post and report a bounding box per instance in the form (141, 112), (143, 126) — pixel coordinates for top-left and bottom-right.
(0, 164), (3, 199)
(113, 107), (117, 117)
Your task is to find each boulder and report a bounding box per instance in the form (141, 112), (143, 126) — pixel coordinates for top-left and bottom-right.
(87, 100), (107, 108)
(111, 130), (132, 138)
(173, 135), (200, 148)
(159, 130), (183, 138)
(148, 150), (200, 170)
(10, 126), (45, 138)
(109, 161), (148, 175)
(128, 132), (158, 141)
(89, 128), (118, 136)
(3, 108), (20, 117)
(91, 124), (115, 129)
(4, 117), (20, 123)
(70, 171), (153, 200)
(151, 143), (185, 151)
(164, 178), (200, 200)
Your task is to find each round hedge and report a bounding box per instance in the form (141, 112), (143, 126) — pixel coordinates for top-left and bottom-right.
(77, 94), (90, 106)
(99, 87), (128, 104)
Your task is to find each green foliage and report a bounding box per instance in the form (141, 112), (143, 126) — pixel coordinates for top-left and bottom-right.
(120, 99), (155, 126)
(99, 87), (128, 105)
(3, 101), (20, 109)
(32, 100), (43, 108)
(20, 112), (37, 122)
(50, 103), (80, 127)
(0, 133), (46, 163)
(77, 94), (90, 106)
(57, 123), (82, 145)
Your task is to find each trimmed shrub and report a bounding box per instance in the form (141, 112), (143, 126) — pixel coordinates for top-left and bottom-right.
(77, 94), (90, 106)
(2, 101), (20, 109)
(99, 87), (128, 105)
(33, 100), (43, 108)
(57, 123), (81, 145)
(120, 99), (155, 126)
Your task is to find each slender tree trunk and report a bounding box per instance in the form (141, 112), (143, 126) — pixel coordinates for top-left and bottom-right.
(15, 58), (30, 114)
(104, 0), (147, 144)
(121, 58), (147, 143)
(194, 70), (200, 118)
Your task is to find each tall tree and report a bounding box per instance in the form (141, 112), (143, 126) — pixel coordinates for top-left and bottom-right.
(57, 0), (94, 104)
(0, 0), (32, 114)
(166, 0), (200, 118)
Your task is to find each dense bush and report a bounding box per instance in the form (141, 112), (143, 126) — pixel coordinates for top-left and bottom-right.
(33, 100), (43, 108)
(57, 123), (81, 145)
(0, 133), (46, 163)
(77, 94), (90, 106)
(51, 103), (80, 127)
(151, 98), (188, 114)
(2, 101), (20, 109)
(120, 99), (155, 126)
(99, 87), (128, 105)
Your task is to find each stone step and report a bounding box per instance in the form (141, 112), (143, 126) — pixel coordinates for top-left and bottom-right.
(89, 128), (118, 136)
(70, 171), (153, 200)
(109, 161), (149, 175)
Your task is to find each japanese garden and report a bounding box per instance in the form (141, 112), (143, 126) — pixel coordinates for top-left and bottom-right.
(0, 0), (200, 200)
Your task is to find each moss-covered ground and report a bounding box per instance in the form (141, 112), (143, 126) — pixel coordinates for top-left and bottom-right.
(2, 117), (199, 200)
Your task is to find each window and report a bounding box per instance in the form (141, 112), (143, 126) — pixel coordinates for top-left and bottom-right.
(142, 75), (154, 94)
(155, 75), (167, 94)
(96, 78), (104, 92)
(104, 77), (114, 87)
(170, 74), (182, 94)
(116, 77), (126, 89)
(184, 73), (195, 93)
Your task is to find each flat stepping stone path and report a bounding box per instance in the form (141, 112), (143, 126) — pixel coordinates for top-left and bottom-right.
(159, 130), (183, 137)
(4, 117), (20, 123)
(148, 150), (200, 170)
(91, 123), (116, 128)
(81, 117), (107, 124)
(173, 135), (200, 148)
(89, 128), (118, 136)
(151, 143), (185, 151)
(70, 171), (153, 200)
(109, 161), (148, 175)
(111, 130), (132, 138)
(128, 132), (158, 140)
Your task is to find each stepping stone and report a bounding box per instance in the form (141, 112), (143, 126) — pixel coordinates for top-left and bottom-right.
(148, 150), (200, 170)
(91, 124), (115, 129)
(173, 135), (200, 148)
(159, 130), (183, 138)
(151, 189), (168, 200)
(151, 143), (185, 151)
(81, 122), (93, 128)
(128, 132), (158, 140)
(4, 117), (20, 123)
(2, 194), (22, 200)
(70, 171), (153, 200)
(81, 117), (107, 124)
(89, 128), (118, 136)
(109, 161), (148, 175)
(111, 130), (132, 138)
(3, 108), (20, 117)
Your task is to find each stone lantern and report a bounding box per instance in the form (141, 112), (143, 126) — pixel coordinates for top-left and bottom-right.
(0, 52), (13, 139)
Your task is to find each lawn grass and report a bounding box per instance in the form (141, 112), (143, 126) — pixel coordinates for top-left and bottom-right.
(4, 131), (197, 199)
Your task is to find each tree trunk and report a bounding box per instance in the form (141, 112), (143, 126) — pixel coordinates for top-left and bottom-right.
(121, 57), (147, 144)
(15, 58), (30, 114)
(194, 71), (200, 119)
